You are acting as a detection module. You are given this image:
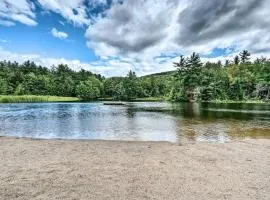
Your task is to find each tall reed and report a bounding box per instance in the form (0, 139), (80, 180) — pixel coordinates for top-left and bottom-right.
(0, 95), (80, 103)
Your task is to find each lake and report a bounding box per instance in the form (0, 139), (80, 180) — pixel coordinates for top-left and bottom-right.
(0, 102), (270, 143)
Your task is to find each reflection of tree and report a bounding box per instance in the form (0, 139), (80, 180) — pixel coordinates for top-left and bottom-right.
(126, 108), (136, 118)
(174, 118), (197, 142)
(171, 103), (202, 118)
(125, 105), (138, 139)
(185, 103), (201, 117)
(227, 122), (270, 140)
(55, 103), (73, 138)
(174, 116), (230, 143)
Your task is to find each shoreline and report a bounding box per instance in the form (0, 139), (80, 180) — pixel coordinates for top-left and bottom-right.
(1, 95), (270, 104)
(1, 137), (269, 200)
(0, 135), (177, 145)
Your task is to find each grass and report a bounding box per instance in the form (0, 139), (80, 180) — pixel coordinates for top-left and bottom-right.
(0, 95), (80, 103)
(209, 99), (268, 104)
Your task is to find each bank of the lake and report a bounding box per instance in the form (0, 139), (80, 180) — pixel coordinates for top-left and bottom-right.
(2, 95), (270, 104)
(99, 97), (165, 102)
(0, 95), (80, 103)
(209, 100), (269, 104)
(0, 137), (269, 200)
(0, 95), (165, 104)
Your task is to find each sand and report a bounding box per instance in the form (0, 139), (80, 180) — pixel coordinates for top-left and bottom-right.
(0, 137), (270, 200)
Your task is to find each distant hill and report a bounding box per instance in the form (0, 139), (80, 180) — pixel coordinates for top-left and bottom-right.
(141, 70), (177, 78)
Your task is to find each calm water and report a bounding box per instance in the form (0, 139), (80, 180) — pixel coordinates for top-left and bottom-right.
(0, 102), (270, 143)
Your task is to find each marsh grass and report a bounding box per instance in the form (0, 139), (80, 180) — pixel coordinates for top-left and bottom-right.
(0, 95), (80, 103)
(210, 99), (268, 104)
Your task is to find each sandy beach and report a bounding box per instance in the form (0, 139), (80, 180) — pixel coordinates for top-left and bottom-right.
(0, 137), (269, 200)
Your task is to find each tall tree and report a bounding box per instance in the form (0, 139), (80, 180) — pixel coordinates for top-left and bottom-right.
(234, 55), (240, 65)
(174, 55), (186, 72)
(75, 76), (103, 100)
(115, 71), (138, 100)
(187, 52), (202, 69)
(174, 53), (202, 101)
(240, 50), (251, 64)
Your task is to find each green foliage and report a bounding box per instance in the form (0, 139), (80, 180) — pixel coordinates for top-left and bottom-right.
(1, 50), (270, 103)
(0, 78), (8, 94)
(171, 51), (270, 102)
(76, 77), (103, 100)
(103, 77), (125, 97)
(0, 61), (103, 99)
(114, 71), (138, 100)
(173, 52), (203, 101)
(234, 55), (240, 65)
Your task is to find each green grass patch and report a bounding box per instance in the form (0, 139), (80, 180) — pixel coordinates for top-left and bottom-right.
(209, 99), (268, 104)
(0, 95), (80, 103)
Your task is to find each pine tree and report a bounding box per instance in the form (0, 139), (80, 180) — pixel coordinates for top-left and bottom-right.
(234, 55), (240, 65)
(240, 50), (251, 64)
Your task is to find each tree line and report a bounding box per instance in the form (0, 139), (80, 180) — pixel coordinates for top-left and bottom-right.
(171, 50), (270, 102)
(0, 50), (270, 102)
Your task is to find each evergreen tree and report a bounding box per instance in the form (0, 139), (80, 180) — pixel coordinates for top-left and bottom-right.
(240, 50), (251, 64)
(234, 55), (240, 65)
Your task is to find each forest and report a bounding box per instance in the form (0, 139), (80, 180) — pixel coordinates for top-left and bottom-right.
(0, 50), (270, 102)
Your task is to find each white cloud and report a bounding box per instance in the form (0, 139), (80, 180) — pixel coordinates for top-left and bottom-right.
(9, 13), (37, 26)
(1, 1), (270, 76)
(0, 19), (14, 26)
(37, 0), (90, 26)
(59, 20), (65, 26)
(36, 0), (123, 26)
(85, 0), (270, 75)
(0, 46), (128, 77)
(1, 44), (269, 78)
(0, 45), (175, 77)
(0, 0), (37, 26)
(51, 28), (68, 40)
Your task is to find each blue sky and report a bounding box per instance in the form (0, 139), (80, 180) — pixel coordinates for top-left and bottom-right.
(0, 2), (97, 62)
(0, 0), (269, 76)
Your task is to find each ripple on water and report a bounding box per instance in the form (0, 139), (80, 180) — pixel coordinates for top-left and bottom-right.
(0, 102), (270, 143)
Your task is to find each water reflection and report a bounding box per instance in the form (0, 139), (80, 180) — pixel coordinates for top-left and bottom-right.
(0, 102), (270, 143)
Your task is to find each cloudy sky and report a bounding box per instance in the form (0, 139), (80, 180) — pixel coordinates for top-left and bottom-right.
(0, 0), (269, 76)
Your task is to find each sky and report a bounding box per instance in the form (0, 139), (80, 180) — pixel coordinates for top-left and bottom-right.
(0, 0), (270, 77)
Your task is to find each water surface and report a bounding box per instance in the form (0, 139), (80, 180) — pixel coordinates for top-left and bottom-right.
(0, 102), (270, 143)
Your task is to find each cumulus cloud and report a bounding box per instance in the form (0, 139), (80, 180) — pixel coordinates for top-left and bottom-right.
(2, 0), (270, 76)
(0, 46), (133, 77)
(37, 0), (90, 26)
(87, 0), (270, 56)
(86, 0), (179, 57)
(84, 0), (270, 75)
(0, 0), (37, 26)
(175, 0), (270, 53)
(51, 28), (68, 40)
(36, 0), (122, 26)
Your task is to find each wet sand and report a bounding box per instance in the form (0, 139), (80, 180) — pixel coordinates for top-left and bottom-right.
(0, 137), (270, 200)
